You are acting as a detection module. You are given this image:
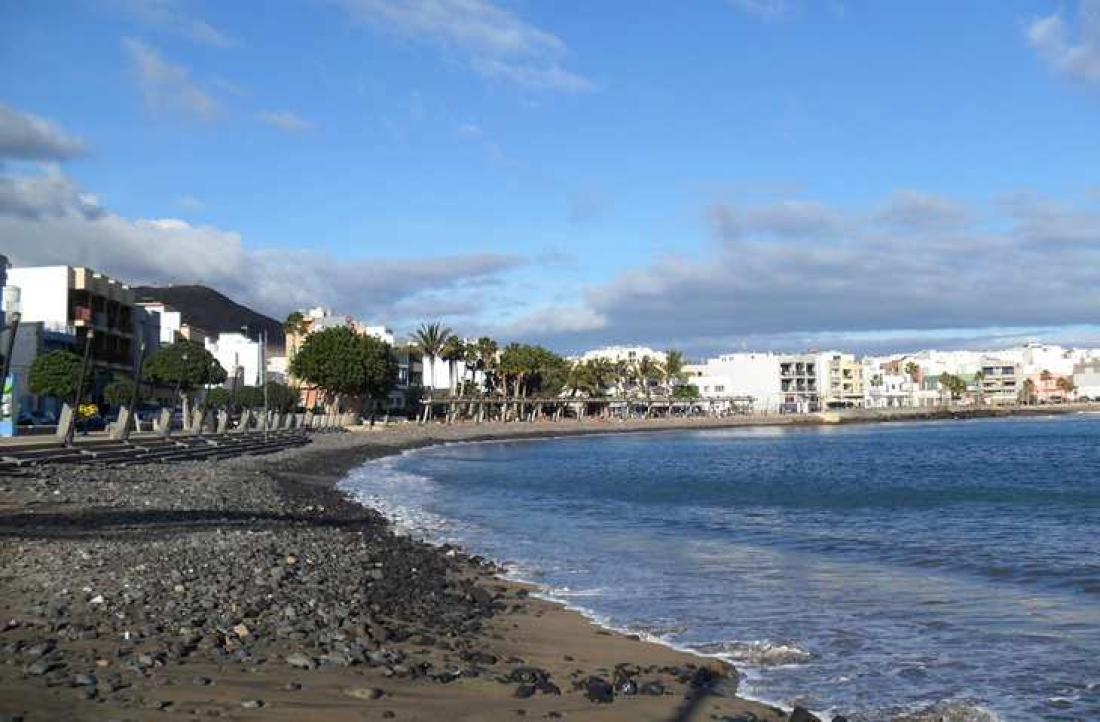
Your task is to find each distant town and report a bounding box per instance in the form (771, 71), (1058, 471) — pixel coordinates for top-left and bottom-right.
(3, 260), (1099, 434)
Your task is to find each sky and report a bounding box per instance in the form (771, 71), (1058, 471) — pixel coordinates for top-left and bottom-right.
(1, 0), (1099, 357)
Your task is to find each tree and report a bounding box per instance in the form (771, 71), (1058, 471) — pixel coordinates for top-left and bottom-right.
(1040, 369), (1053, 382)
(411, 322), (453, 421)
(938, 373), (967, 404)
(474, 337), (499, 395)
(103, 375), (140, 408)
(1056, 376), (1076, 402)
(662, 350), (687, 416)
(441, 335), (466, 396)
(1019, 378), (1037, 405)
(206, 387), (231, 409)
(289, 326), (398, 412)
(145, 341), (227, 395)
(904, 361), (921, 406)
(283, 310), (307, 336)
(29, 350), (91, 402)
(673, 384), (700, 400)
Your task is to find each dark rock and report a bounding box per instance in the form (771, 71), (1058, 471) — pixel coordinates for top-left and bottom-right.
(789, 707), (822, 722)
(616, 679), (638, 695)
(583, 676), (614, 704)
(513, 685), (535, 699)
(640, 681), (665, 696)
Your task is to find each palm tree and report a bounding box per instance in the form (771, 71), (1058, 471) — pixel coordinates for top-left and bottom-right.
(412, 322), (453, 422)
(973, 370), (985, 405)
(904, 361), (920, 407)
(1019, 378), (1037, 406)
(662, 350), (686, 416)
(441, 335), (466, 397)
(634, 355), (661, 416)
(1056, 376), (1076, 402)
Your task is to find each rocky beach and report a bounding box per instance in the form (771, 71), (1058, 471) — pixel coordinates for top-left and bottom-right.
(0, 419), (829, 722)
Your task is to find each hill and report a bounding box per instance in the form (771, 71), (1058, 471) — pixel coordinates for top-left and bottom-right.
(132, 285), (285, 352)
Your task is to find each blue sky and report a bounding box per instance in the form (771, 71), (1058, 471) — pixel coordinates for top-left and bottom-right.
(2, 0), (1099, 356)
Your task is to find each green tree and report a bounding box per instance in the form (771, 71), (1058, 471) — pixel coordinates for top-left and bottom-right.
(411, 322), (453, 420)
(938, 373), (967, 404)
(283, 310), (307, 336)
(673, 383), (700, 400)
(144, 340), (227, 424)
(1019, 378), (1037, 405)
(289, 326), (397, 412)
(28, 350), (91, 402)
(205, 386), (231, 409)
(441, 335), (466, 396)
(103, 375), (140, 408)
(1056, 376), (1076, 402)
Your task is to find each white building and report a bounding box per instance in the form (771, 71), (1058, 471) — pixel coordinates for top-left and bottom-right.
(576, 345), (667, 365)
(205, 333), (263, 387)
(684, 353), (781, 412)
(136, 301), (182, 345)
(1073, 360), (1100, 401)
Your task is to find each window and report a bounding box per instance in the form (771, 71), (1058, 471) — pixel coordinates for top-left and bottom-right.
(715, 385), (725, 392)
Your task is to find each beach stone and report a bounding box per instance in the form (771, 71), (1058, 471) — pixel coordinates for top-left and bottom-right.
(640, 681), (665, 696)
(513, 685), (535, 699)
(790, 707), (822, 722)
(343, 687), (384, 701)
(285, 652), (316, 670)
(616, 678), (638, 695)
(831, 716), (849, 722)
(582, 676), (614, 704)
(240, 699), (264, 709)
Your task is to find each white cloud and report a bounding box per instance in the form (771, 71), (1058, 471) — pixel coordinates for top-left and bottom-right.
(0, 165), (103, 220)
(875, 190), (974, 232)
(0, 104), (86, 161)
(256, 110), (312, 132)
(511, 191), (1100, 355)
(470, 58), (596, 94)
(123, 38), (219, 120)
(1026, 0), (1100, 86)
(333, 0), (593, 93)
(729, 0), (790, 21)
(175, 194), (205, 211)
(107, 0), (236, 47)
(457, 123), (483, 139)
(0, 166), (527, 324)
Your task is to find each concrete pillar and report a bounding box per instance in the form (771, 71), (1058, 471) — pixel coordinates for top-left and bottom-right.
(216, 410), (229, 434)
(157, 408), (173, 438)
(110, 406), (132, 441)
(235, 409), (252, 433)
(190, 409), (204, 434)
(55, 404), (74, 444)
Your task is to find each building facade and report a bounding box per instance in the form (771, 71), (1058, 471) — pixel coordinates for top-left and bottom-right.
(7, 266), (137, 376)
(980, 360), (1021, 405)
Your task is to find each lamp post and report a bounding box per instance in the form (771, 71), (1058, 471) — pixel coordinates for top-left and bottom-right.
(261, 329), (269, 442)
(127, 340), (146, 436)
(66, 329), (96, 447)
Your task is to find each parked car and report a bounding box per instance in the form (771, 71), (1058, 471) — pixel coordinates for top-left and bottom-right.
(16, 411), (56, 427)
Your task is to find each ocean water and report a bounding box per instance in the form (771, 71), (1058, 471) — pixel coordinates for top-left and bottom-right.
(340, 416), (1100, 721)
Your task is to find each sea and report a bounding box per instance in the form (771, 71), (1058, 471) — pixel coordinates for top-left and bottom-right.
(340, 415), (1100, 721)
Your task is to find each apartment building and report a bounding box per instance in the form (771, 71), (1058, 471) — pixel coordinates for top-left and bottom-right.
(1073, 360), (1100, 400)
(778, 354), (823, 413)
(824, 352), (864, 408)
(980, 360), (1021, 405)
(683, 353), (780, 412)
(7, 266), (138, 374)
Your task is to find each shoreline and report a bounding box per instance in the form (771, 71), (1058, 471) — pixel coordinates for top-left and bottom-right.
(0, 423), (797, 722)
(3, 408), (1087, 720)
